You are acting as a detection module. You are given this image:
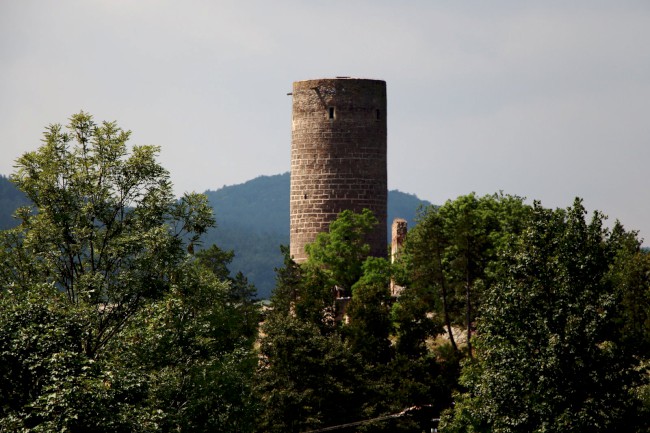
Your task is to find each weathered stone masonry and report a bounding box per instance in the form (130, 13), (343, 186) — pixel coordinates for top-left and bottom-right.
(290, 78), (387, 263)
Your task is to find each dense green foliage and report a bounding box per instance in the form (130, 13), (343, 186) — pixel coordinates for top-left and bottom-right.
(257, 210), (451, 433)
(401, 193), (531, 355)
(257, 197), (649, 432)
(0, 113), (258, 431)
(305, 208), (378, 294)
(1, 113), (648, 432)
(440, 200), (650, 432)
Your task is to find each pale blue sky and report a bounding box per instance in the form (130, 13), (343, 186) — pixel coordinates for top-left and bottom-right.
(2, 1), (650, 241)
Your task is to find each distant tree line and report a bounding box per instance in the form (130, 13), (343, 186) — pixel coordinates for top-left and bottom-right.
(0, 113), (648, 432)
(0, 174), (29, 229)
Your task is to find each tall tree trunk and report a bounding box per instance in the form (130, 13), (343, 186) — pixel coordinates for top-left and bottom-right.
(464, 226), (473, 357)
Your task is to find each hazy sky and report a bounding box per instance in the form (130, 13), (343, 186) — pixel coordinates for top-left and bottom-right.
(2, 1), (650, 241)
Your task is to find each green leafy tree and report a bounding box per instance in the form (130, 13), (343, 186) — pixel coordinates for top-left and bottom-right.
(441, 200), (647, 433)
(3, 112), (214, 357)
(257, 214), (380, 432)
(256, 314), (366, 433)
(402, 193), (530, 355)
(608, 223), (650, 353)
(305, 208), (379, 294)
(402, 205), (457, 350)
(0, 112), (257, 431)
(270, 245), (338, 334)
(195, 244), (260, 340)
(344, 257), (393, 364)
(263, 210), (452, 433)
(110, 259), (259, 432)
(268, 245), (303, 314)
(195, 244), (236, 281)
(0, 283), (157, 432)
(607, 223), (650, 423)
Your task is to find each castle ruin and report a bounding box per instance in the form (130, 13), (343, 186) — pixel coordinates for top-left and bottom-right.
(289, 77), (387, 262)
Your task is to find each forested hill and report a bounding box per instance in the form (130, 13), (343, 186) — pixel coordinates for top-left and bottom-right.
(0, 173), (430, 298)
(0, 175), (29, 229)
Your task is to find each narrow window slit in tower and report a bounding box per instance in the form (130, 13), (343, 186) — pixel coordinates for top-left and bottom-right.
(376, 109), (381, 120)
(329, 107), (335, 119)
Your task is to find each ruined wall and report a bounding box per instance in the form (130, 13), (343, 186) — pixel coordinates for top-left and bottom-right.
(390, 218), (407, 297)
(290, 78), (387, 262)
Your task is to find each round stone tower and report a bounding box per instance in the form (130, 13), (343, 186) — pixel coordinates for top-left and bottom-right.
(290, 77), (387, 263)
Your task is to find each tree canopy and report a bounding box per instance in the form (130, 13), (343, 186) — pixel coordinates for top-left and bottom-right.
(0, 112), (258, 431)
(1, 112), (648, 432)
(440, 200), (650, 432)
